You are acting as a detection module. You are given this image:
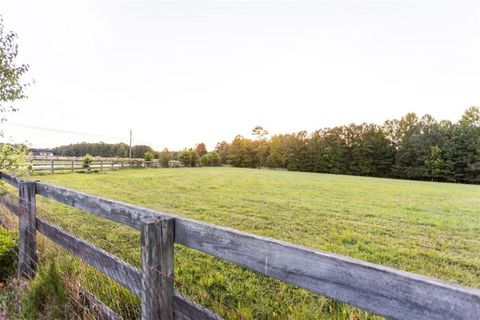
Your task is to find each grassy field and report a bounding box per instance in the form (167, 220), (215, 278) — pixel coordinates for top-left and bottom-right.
(7, 167), (480, 319)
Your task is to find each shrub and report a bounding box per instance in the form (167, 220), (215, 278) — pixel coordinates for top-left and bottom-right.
(0, 228), (17, 281)
(144, 151), (154, 162)
(82, 154), (93, 171)
(200, 152), (221, 166)
(178, 149), (199, 167)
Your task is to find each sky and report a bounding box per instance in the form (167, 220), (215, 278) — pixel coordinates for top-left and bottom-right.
(1, 0), (480, 151)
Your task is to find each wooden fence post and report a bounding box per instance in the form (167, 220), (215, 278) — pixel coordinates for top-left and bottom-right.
(71, 160), (74, 172)
(18, 181), (37, 278)
(100, 160), (103, 171)
(51, 160), (54, 174)
(141, 217), (174, 320)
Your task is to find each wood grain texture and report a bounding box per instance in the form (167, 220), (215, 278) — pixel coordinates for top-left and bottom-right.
(141, 218), (174, 320)
(1, 172), (19, 187)
(175, 219), (480, 320)
(36, 182), (167, 229)
(18, 181), (37, 278)
(0, 195), (19, 215)
(79, 287), (123, 320)
(173, 291), (224, 320)
(36, 218), (142, 296)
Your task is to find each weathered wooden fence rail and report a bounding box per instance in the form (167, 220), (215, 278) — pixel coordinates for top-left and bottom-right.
(1, 172), (479, 320)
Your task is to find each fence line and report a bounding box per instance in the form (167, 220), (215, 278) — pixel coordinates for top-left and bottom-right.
(1, 171), (480, 319)
(27, 157), (161, 174)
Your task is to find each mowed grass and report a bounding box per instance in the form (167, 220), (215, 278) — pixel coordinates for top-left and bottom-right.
(25, 167), (480, 319)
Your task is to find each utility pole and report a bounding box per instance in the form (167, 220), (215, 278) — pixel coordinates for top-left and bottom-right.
(129, 129), (132, 159)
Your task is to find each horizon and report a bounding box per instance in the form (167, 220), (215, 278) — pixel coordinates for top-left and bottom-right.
(18, 106), (476, 152)
(2, 0), (479, 150)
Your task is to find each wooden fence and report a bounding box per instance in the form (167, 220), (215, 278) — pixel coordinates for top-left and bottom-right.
(27, 157), (161, 173)
(0, 171), (479, 319)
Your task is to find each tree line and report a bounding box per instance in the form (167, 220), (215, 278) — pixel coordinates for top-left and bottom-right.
(31, 107), (479, 184)
(32, 142), (154, 159)
(214, 107), (480, 184)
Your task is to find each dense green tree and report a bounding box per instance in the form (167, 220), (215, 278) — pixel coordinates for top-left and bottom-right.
(344, 124), (394, 177)
(132, 145), (154, 159)
(284, 131), (309, 171)
(51, 142), (130, 157)
(443, 107), (480, 183)
(393, 114), (450, 180)
(307, 128), (348, 174)
(144, 151), (154, 161)
(200, 152), (221, 166)
(228, 136), (260, 168)
(265, 135), (286, 168)
(178, 148), (199, 167)
(425, 145), (445, 181)
(215, 107), (479, 183)
(28, 105), (480, 184)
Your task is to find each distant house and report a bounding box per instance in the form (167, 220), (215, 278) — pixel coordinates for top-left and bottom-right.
(31, 151), (54, 157)
(168, 160), (182, 168)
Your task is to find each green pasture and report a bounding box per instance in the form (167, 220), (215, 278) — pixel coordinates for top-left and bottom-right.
(8, 167), (479, 319)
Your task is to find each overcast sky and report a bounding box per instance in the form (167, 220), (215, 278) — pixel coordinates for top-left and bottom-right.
(2, 0), (479, 150)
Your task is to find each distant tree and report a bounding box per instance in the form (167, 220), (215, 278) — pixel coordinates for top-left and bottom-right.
(382, 119), (402, 149)
(0, 17), (29, 121)
(82, 154), (93, 171)
(0, 18), (30, 173)
(460, 106), (480, 127)
(52, 142), (131, 157)
(344, 124), (394, 177)
(284, 132), (310, 172)
(200, 152), (221, 166)
(443, 107), (480, 183)
(132, 145), (154, 159)
(213, 107), (480, 183)
(383, 113), (419, 150)
(252, 126), (269, 140)
(425, 145), (444, 181)
(215, 141), (229, 164)
(144, 151), (154, 162)
(229, 135), (260, 168)
(195, 143), (207, 157)
(307, 128), (348, 174)
(266, 135), (286, 168)
(158, 148), (172, 167)
(392, 113), (450, 180)
(0, 143), (28, 173)
(178, 148), (199, 167)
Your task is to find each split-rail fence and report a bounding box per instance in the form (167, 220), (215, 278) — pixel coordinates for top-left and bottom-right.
(0, 172), (479, 320)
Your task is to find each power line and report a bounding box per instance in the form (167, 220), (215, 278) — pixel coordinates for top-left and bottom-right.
(4, 122), (161, 148)
(5, 122), (125, 141)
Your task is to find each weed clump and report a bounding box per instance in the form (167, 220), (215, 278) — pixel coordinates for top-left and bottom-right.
(0, 228), (17, 282)
(21, 261), (69, 319)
